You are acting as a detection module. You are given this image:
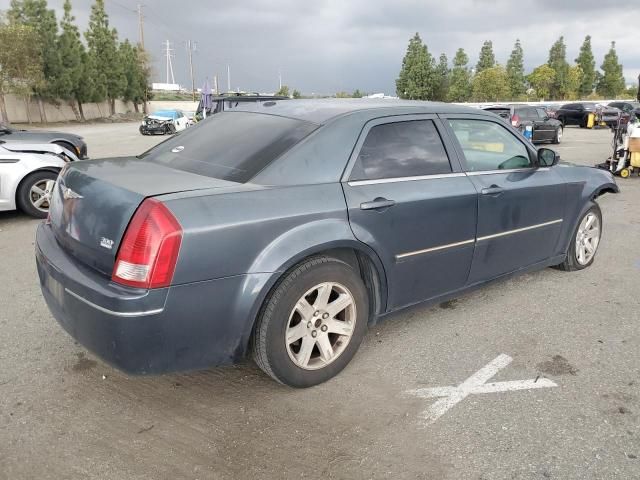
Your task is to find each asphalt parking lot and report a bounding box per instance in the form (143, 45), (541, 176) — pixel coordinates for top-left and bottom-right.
(1, 123), (639, 480)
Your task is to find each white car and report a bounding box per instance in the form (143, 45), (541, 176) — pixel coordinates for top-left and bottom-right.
(139, 109), (190, 135)
(0, 143), (78, 218)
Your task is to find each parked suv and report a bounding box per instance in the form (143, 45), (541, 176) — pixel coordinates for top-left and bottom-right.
(482, 105), (563, 144)
(195, 93), (288, 121)
(555, 102), (624, 128)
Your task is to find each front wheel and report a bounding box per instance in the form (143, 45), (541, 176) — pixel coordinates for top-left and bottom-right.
(252, 256), (369, 387)
(16, 170), (59, 218)
(552, 126), (563, 144)
(556, 203), (602, 271)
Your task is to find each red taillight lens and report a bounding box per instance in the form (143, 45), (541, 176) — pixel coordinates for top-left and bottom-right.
(112, 199), (182, 289)
(511, 114), (520, 127)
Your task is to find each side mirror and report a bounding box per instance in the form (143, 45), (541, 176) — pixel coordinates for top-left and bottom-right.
(538, 147), (559, 167)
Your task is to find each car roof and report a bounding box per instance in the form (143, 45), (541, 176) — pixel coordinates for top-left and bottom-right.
(231, 98), (484, 124)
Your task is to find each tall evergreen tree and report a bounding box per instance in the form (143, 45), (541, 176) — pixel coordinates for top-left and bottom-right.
(85, 0), (126, 114)
(448, 48), (472, 102)
(547, 36), (569, 99)
(475, 40), (495, 74)
(433, 53), (450, 101)
(597, 41), (625, 98)
(396, 33), (436, 100)
(506, 39), (525, 99)
(575, 35), (596, 98)
(120, 40), (151, 112)
(52, 0), (86, 119)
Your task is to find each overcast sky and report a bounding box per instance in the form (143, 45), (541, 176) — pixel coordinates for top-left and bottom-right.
(2, 0), (639, 95)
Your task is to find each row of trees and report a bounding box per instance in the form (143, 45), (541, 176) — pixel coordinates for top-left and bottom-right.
(397, 33), (631, 102)
(275, 85), (367, 99)
(0, 0), (150, 123)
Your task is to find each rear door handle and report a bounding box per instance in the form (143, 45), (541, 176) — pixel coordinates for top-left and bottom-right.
(481, 186), (504, 196)
(360, 198), (396, 210)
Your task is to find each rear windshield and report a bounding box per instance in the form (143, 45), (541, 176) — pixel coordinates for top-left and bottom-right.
(138, 112), (318, 183)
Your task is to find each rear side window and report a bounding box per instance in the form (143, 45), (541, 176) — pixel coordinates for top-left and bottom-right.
(139, 112), (317, 183)
(350, 120), (451, 181)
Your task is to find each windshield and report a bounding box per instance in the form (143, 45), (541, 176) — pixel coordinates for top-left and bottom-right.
(139, 111), (318, 183)
(150, 110), (177, 118)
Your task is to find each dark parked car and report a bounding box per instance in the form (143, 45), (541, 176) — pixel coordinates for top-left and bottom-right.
(195, 92), (288, 120)
(555, 102), (625, 128)
(483, 105), (563, 143)
(36, 100), (618, 387)
(0, 122), (88, 159)
(608, 101), (640, 120)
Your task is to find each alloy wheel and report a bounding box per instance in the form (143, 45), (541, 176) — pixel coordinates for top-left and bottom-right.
(30, 179), (55, 212)
(575, 212), (600, 265)
(285, 282), (356, 370)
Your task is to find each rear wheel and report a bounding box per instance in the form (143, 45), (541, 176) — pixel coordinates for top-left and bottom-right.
(17, 170), (58, 219)
(252, 256), (369, 387)
(556, 203), (602, 271)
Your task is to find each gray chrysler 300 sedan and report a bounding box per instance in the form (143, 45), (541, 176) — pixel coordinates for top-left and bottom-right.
(36, 100), (618, 387)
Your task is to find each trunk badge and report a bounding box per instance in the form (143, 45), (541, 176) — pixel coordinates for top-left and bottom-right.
(171, 146), (184, 153)
(62, 187), (83, 200)
(100, 237), (114, 250)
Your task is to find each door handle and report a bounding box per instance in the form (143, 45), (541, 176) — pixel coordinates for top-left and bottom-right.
(360, 197), (396, 210)
(481, 186), (504, 196)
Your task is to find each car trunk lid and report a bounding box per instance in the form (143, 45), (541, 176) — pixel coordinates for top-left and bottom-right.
(49, 157), (237, 276)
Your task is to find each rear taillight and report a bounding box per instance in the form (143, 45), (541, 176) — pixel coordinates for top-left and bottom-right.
(511, 114), (520, 127)
(112, 199), (182, 289)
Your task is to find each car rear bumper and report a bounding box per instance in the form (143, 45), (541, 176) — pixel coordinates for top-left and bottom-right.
(35, 222), (270, 374)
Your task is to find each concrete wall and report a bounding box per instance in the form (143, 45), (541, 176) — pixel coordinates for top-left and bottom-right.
(1, 93), (138, 124)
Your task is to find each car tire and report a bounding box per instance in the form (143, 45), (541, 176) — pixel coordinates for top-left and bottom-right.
(555, 203), (602, 272)
(139, 126), (147, 136)
(552, 126), (563, 144)
(16, 170), (59, 219)
(252, 256), (369, 388)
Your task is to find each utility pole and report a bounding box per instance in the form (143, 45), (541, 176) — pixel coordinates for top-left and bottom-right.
(137, 4), (145, 49)
(186, 40), (196, 101)
(227, 65), (231, 92)
(163, 40), (175, 85)
(213, 75), (218, 95)
(279, 69), (282, 90)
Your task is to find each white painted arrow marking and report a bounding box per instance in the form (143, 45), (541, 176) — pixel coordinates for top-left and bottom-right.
(405, 354), (557, 425)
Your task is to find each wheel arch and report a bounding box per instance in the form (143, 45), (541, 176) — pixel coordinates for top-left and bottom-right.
(237, 241), (389, 360)
(14, 167), (61, 205)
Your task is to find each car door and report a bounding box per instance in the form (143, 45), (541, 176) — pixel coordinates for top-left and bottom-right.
(342, 115), (478, 310)
(443, 116), (567, 284)
(534, 108), (555, 141)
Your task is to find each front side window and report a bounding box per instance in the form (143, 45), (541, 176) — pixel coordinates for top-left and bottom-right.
(350, 120), (451, 181)
(536, 108), (548, 119)
(448, 119), (532, 172)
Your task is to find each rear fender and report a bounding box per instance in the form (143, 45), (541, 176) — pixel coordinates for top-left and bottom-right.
(235, 219), (389, 358)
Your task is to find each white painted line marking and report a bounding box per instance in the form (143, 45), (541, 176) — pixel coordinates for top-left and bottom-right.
(405, 354), (558, 426)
